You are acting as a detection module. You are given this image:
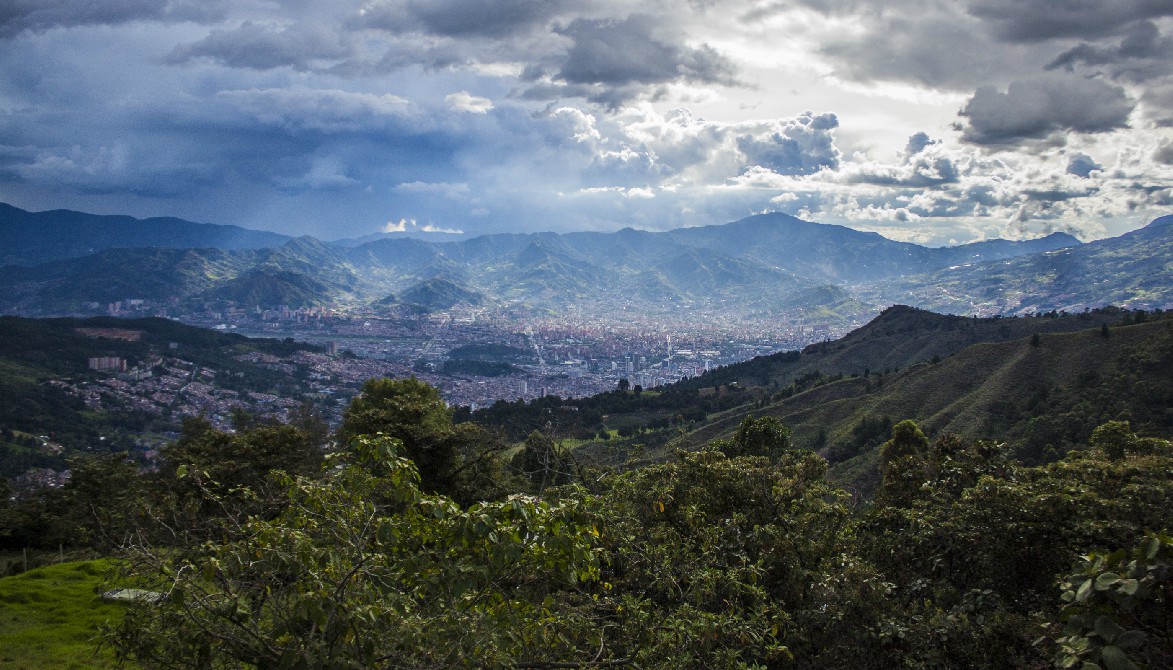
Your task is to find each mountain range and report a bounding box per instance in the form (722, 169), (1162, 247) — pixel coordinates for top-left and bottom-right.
(1, 203), (1168, 318)
(0, 203), (291, 267)
(858, 215), (1173, 313)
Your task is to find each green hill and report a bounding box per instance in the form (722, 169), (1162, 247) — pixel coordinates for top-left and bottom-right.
(206, 268), (333, 308)
(677, 318), (1171, 493)
(0, 560), (124, 669)
(399, 277), (483, 311)
(457, 307), (1170, 494)
(677, 304), (1127, 390)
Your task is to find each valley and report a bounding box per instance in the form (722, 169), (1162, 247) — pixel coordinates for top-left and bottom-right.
(7, 203), (1169, 415)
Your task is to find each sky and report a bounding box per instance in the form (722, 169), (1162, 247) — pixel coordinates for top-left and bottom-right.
(2, 1), (1172, 246)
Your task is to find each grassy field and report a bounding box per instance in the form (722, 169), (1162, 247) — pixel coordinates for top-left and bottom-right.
(0, 560), (125, 669)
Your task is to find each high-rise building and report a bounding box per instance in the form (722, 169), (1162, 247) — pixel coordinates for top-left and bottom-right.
(88, 357), (126, 372)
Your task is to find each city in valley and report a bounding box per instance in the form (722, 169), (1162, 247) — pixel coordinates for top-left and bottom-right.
(92, 296), (856, 413)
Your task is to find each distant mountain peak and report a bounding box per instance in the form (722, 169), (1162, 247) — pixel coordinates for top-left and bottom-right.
(1146, 213), (1173, 228)
(399, 277), (483, 311)
(1038, 231), (1081, 245)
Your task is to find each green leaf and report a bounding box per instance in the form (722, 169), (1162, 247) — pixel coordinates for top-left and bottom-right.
(1098, 645), (1138, 670)
(1094, 615), (1124, 643)
(1076, 578), (1094, 602)
(310, 604), (328, 629)
(1117, 579), (1138, 595)
(176, 464), (188, 479)
(1094, 572), (1121, 591)
(1113, 630), (1145, 651)
(1141, 536), (1159, 560)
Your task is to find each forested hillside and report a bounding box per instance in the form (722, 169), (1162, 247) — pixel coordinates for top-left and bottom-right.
(1, 375), (1168, 669)
(685, 316), (1172, 493)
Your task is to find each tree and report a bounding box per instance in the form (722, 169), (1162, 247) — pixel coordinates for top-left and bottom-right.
(882, 419), (929, 462)
(583, 448), (864, 667)
(337, 377), (507, 502)
(1090, 420), (1135, 460)
(720, 415), (792, 461)
(1046, 531), (1172, 670)
(338, 378), (453, 454)
(56, 452), (144, 551)
(877, 419), (930, 506)
(859, 433), (1173, 668)
(153, 418), (326, 542)
(111, 435), (605, 669)
(617, 378), (630, 392)
(163, 417), (323, 493)
(517, 430), (566, 492)
(289, 400), (330, 449)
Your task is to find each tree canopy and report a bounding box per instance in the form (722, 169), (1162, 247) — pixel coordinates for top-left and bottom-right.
(1, 375), (1167, 669)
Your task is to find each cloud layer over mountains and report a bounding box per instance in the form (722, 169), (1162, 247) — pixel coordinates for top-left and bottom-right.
(1, 0), (1171, 244)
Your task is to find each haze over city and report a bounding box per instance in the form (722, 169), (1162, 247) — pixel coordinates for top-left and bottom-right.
(2, 1), (1171, 245)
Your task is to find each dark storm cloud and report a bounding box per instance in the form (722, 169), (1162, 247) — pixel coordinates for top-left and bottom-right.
(372, 39), (481, 72)
(1155, 143), (1173, 166)
(818, 15), (1042, 90)
(967, 0), (1173, 43)
(806, 1), (1173, 96)
(1046, 20), (1173, 90)
(1021, 186), (1095, 204)
(213, 87), (419, 135)
(168, 22), (353, 71)
(538, 14), (738, 106)
(351, 5), (741, 107)
(958, 75), (1133, 146)
(354, 0), (571, 39)
(1141, 84), (1173, 127)
(904, 132), (937, 156)
(736, 112), (840, 175)
(0, 0), (223, 38)
(1066, 153), (1102, 178)
(844, 154), (960, 188)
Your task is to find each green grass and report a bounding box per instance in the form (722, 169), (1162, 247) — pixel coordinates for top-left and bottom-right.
(0, 560), (126, 669)
(0, 361), (49, 384)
